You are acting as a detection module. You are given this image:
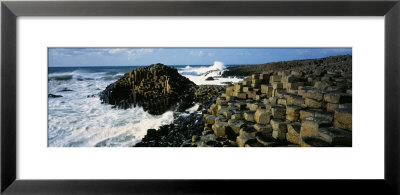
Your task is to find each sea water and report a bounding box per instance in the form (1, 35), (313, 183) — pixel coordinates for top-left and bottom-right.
(48, 62), (241, 147)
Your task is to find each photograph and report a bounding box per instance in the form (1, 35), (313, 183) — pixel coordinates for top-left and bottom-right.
(48, 48), (352, 147)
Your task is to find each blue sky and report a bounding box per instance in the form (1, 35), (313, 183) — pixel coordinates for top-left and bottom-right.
(48, 48), (352, 67)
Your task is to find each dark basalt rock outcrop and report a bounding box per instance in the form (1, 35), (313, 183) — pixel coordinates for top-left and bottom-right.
(205, 77), (214, 81)
(48, 94), (63, 98)
(59, 88), (73, 92)
(99, 63), (197, 115)
(194, 85), (225, 104)
(135, 112), (205, 147)
(134, 85), (227, 147)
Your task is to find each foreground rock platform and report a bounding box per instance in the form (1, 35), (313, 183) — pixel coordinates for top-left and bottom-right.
(134, 56), (352, 147)
(193, 57), (352, 147)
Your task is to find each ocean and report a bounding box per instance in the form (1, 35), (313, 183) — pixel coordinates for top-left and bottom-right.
(48, 62), (241, 147)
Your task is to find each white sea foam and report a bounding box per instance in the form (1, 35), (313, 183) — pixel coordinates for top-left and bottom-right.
(180, 103), (201, 117)
(179, 61), (225, 76)
(48, 69), (174, 147)
(178, 61), (241, 85)
(185, 103), (200, 113)
(48, 63), (241, 147)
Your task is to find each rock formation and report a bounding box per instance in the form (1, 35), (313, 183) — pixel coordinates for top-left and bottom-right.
(131, 56), (353, 147)
(48, 94), (63, 98)
(194, 65), (352, 147)
(194, 85), (225, 103)
(99, 63), (196, 115)
(222, 55), (352, 77)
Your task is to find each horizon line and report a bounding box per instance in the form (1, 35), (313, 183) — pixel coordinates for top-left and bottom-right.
(48, 54), (352, 68)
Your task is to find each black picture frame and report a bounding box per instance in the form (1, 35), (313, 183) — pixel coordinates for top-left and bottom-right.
(1, 0), (399, 194)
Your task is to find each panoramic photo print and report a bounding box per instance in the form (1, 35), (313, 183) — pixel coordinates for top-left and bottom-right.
(48, 48), (352, 147)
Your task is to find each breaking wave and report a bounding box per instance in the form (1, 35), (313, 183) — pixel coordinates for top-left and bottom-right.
(178, 61), (241, 85)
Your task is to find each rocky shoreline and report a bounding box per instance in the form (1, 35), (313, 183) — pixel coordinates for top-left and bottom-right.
(100, 56), (352, 147)
(196, 56), (352, 147)
(222, 55), (351, 78)
(134, 85), (225, 147)
(99, 63), (196, 115)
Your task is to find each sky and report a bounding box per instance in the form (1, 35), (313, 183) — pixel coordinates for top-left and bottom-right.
(48, 48), (352, 67)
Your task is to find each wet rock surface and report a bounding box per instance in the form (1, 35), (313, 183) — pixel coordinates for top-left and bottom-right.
(205, 77), (214, 81)
(48, 94), (63, 98)
(194, 85), (225, 104)
(134, 85), (226, 147)
(134, 112), (205, 147)
(59, 88), (73, 92)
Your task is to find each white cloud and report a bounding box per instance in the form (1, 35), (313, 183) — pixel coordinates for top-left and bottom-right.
(107, 49), (126, 54)
(105, 48), (154, 59)
(49, 48), (156, 62)
(107, 48), (153, 54)
(189, 50), (204, 56)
